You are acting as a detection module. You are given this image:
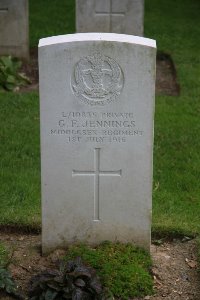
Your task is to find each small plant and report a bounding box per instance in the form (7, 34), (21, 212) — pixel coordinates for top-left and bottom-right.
(0, 243), (24, 299)
(0, 55), (31, 91)
(0, 267), (23, 299)
(29, 257), (112, 300)
(0, 267), (16, 294)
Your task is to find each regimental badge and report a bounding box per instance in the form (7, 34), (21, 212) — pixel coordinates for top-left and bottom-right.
(71, 52), (124, 106)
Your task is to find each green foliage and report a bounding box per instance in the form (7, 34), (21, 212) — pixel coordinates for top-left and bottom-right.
(152, 96), (200, 235)
(144, 0), (200, 237)
(29, 0), (75, 47)
(65, 242), (153, 299)
(0, 268), (16, 294)
(29, 257), (111, 300)
(0, 93), (40, 228)
(0, 268), (20, 299)
(0, 244), (24, 299)
(0, 56), (30, 91)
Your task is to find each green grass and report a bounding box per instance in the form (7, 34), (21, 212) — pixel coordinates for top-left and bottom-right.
(144, 0), (200, 235)
(29, 0), (75, 47)
(0, 92), (40, 228)
(65, 242), (153, 299)
(0, 0), (200, 237)
(145, 0), (200, 98)
(152, 96), (200, 235)
(0, 243), (10, 268)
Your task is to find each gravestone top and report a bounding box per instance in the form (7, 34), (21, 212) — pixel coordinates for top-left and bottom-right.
(76, 0), (144, 36)
(39, 33), (155, 48)
(39, 33), (156, 253)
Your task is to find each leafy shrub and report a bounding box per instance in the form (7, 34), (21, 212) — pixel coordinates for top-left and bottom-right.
(0, 267), (23, 299)
(29, 257), (112, 300)
(0, 56), (31, 91)
(0, 267), (16, 294)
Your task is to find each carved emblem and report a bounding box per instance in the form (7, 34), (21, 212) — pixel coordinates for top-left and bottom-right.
(71, 52), (124, 106)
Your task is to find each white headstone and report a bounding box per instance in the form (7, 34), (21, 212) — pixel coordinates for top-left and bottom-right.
(39, 33), (156, 253)
(76, 0), (144, 36)
(0, 0), (29, 59)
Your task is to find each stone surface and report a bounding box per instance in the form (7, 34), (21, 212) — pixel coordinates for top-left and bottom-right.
(39, 33), (156, 253)
(76, 0), (144, 36)
(0, 0), (29, 59)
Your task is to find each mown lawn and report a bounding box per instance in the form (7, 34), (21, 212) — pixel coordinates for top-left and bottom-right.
(0, 93), (40, 229)
(145, 0), (200, 236)
(0, 0), (200, 237)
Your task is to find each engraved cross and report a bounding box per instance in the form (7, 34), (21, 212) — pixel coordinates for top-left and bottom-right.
(95, 0), (125, 32)
(72, 148), (122, 221)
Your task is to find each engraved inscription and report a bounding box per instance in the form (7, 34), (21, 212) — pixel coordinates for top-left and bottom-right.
(72, 148), (122, 221)
(71, 52), (124, 106)
(50, 111), (144, 143)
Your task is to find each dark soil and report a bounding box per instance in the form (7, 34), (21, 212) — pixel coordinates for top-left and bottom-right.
(156, 51), (180, 96)
(0, 233), (199, 300)
(19, 48), (180, 96)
